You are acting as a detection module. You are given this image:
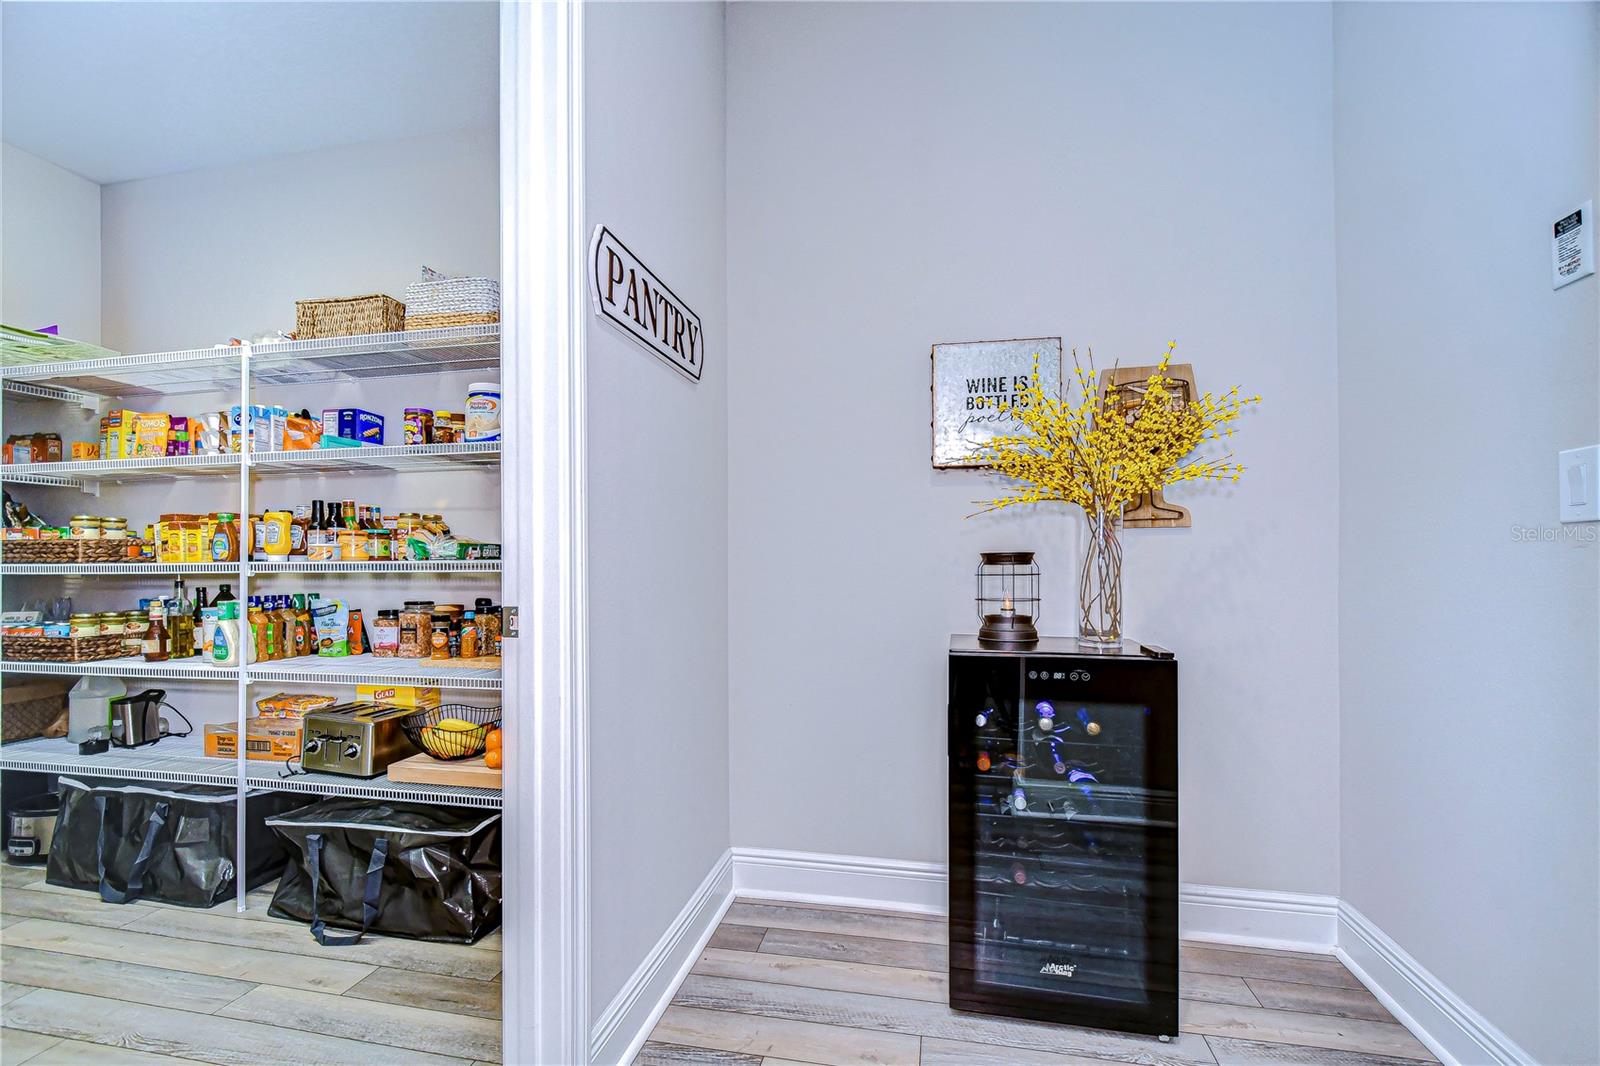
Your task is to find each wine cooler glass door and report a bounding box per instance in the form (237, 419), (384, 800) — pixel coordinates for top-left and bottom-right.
(949, 653), (1178, 1037)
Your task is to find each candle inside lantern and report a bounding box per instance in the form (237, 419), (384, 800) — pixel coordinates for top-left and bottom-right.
(1001, 595), (1014, 616)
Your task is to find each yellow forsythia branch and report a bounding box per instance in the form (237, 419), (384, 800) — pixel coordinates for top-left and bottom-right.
(970, 342), (1260, 518)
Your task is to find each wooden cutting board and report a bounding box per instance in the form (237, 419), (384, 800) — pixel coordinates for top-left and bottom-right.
(387, 752), (502, 790)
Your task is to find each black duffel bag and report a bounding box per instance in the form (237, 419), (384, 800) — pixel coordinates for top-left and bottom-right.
(47, 776), (305, 907)
(266, 798), (501, 945)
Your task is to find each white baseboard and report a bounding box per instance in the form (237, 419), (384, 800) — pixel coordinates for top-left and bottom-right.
(730, 847), (1337, 951)
(1180, 883), (1338, 952)
(731, 847), (947, 915)
(589, 848), (734, 1066)
(1337, 901), (1534, 1066)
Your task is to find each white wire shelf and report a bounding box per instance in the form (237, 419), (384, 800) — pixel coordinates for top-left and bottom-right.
(0, 347), (241, 398)
(248, 325), (500, 386)
(0, 653), (498, 690)
(0, 735), (236, 789)
(0, 562), (241, 576)
(250, 441), (500, 475)
(0, 654), (238, 681)
(245, 765), (502, 809)
(0, 735), (501, 808)
(0, 443), (498, 490)
(0, 452), (241, 488)
(249, 559), (500, 575)
(245, 653), (501, 691)
(0, 325), (499, 398)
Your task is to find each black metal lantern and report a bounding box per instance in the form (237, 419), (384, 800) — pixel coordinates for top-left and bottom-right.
(976, 551), (1040, 649)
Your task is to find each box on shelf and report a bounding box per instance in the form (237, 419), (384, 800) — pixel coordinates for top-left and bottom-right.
(321, 408), (384, 446)
(3, 433), (63, 464)
(204, 717), (305, 761)
(71, 441), (99, 460)
(255, 692), (338, 719)
(356, 684), (441, 710)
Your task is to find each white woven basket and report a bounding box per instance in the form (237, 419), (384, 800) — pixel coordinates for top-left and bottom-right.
(404, 268), (500, 317)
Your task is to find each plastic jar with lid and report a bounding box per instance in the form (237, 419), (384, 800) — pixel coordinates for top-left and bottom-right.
(398, 600), (433, 658)
(69, 515), (102, 540)
(100, 517), (129, 539)
(372, 610), (400, 657)
(68, 613), (101, 637)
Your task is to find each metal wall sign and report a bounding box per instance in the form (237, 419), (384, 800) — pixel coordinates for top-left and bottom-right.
(589, 226), (704, 382)
(931, 337), (1063, 468)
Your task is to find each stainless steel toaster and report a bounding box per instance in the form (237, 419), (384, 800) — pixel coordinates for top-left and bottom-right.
(300, 703), (417, 778)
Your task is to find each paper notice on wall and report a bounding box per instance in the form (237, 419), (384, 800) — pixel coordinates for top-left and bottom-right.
(1552, 200), (1594, 289)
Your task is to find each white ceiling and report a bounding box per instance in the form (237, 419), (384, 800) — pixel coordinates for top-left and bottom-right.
(1, 1), (498, 186)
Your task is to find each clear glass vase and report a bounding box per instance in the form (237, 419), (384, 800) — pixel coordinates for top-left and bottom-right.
(1078, 504), (1124, 647)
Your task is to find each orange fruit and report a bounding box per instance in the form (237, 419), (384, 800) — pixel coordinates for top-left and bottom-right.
(486, 728), (502, 751)
(485, 748), (502, 770)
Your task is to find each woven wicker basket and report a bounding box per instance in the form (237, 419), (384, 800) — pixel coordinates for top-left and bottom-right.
(405, 311), (501, 331)
(0, 539), (146, 564)
(1, 634), (127, 663)
(296, 294), (406, 339)
(2, 677), (72, 742)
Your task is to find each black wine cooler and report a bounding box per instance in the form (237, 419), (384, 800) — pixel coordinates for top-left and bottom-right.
(948, 635), (1179, 1038)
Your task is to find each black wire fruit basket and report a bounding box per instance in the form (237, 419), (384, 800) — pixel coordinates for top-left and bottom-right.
(401, 704), (503, 761)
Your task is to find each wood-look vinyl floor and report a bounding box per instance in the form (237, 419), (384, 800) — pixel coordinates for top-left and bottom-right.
(0, 862), (501, 1066)
(637, 899), (1437, 1066)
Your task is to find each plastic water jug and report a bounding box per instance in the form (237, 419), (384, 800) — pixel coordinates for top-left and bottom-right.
(68, 675), (126, 743)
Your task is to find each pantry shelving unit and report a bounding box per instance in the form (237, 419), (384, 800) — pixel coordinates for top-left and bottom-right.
(0, 325), (505, 911)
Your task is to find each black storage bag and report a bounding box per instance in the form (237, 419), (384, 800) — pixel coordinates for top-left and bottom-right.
(46, 776), (306, 907)
(266, 798), (500, 945)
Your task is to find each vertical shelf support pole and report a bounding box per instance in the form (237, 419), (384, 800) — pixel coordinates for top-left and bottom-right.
(235, 345), (253, 911)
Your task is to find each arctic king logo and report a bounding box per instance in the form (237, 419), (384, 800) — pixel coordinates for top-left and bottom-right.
(1039, 959), (1078, 977)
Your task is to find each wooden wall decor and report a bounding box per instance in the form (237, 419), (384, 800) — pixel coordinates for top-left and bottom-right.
(1098, 362), (1198, 528)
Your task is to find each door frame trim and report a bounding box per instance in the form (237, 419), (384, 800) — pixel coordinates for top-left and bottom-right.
(500, 1), (590, 1062)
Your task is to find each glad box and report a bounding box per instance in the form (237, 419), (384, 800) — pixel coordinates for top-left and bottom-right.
(356, 684), (441, 710)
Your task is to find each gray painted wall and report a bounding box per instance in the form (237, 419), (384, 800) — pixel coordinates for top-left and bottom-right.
(726, 1), (1342, 894)
(100, 126), (500, 355)
(584, 0), (731, 1025)
(1334, 4), (1600, 1061)
(1, 142), (102, 343)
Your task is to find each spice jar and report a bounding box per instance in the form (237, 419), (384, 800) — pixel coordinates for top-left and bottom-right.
(372, 610), (400, 657)
(69, 515), (102, 540)
(459, 610), (479, 659)
(398, 600), (433, 659)
(430, 615), (452, 660)
(100, 518), (129, 540)
(68, 612), (101, 637)
(121, 611), (147, 654)
(366, 528), (393, 561)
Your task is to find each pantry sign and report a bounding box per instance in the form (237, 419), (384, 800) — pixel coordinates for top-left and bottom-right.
(590, 226), (704, 382)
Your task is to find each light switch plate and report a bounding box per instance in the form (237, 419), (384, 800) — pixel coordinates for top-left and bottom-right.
(1559, 445), (1600, 522)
